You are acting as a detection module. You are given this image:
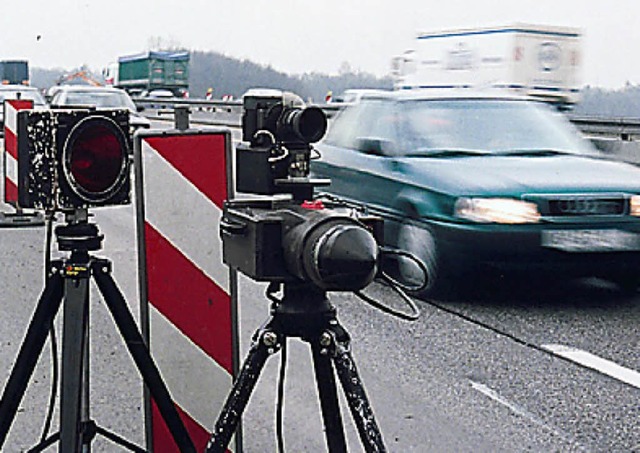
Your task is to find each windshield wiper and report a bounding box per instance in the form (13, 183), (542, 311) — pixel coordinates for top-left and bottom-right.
(492, 149), (575, 157)
(403, 148), (491, 158)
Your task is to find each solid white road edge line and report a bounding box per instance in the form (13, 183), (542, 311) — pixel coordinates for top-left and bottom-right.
(542, 344), (640, 389)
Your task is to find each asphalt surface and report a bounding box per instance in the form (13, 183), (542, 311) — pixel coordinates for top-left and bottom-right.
(1, 132), (639, 452)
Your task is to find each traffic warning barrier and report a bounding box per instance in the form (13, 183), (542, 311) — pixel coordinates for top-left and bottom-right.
(3, 99), (33, 205)
(134, 128), (239, 452)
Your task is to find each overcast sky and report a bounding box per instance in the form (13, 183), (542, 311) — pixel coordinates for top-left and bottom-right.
(2, 0), (639, 88)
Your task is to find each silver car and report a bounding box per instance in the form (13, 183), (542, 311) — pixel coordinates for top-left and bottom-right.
(0, 85), (47, 134)
(49, 85), (151, 134)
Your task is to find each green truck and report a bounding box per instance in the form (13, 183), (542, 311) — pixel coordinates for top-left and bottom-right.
(0, 60), (29, 85)
(115, 51), (189, 96)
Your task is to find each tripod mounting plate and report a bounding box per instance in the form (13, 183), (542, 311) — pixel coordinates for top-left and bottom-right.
(55, 222), (104, 252)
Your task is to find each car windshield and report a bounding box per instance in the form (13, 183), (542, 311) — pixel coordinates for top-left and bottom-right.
(61, 91), (137, 112)
(399, 99), (597, 156)
(0, 90), (46, 106)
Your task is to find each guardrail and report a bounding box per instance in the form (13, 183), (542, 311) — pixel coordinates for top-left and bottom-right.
(567, 115), (640, 140)
(134, 96), (242, 111)
(134, 97), (640, 140)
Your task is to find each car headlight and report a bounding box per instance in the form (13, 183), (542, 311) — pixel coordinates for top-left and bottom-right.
(630, 195), (640, 216)
(455, 197), (541, 224)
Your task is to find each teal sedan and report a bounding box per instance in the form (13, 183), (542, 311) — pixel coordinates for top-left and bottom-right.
(310, 91), (640, 297)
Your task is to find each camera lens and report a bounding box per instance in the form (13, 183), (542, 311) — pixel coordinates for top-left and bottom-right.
(285, 216), (378, 291)
(63, 116), (129, 202)
(306, 222), (378, 290)
(281, 106), (328, 143)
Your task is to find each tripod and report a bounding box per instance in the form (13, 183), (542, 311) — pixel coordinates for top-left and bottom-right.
(0, 216), (196, 452)
(205, 282), (386, 453)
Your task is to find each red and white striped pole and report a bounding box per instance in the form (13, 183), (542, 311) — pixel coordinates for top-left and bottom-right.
(1, 99), (44, 227)
(3, 99), (33, 205)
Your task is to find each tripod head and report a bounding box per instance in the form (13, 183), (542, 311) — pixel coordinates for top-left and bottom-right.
(264, 282), (338, 339)
(54, 209), (104, 253)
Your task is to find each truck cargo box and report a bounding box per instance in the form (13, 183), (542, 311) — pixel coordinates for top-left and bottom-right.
(0, 60), (29, 86)
(392, 24), (582, 105)
(116, 51), (189, 96)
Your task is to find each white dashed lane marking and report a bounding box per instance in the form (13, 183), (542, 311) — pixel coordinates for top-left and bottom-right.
(542, 344), (640, 389)
(469, 380), (575, 443)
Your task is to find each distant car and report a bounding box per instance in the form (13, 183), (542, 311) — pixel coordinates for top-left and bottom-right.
(140, 89), (175, 99)
(333, 88), (387, 104)
(0, 85), (47, 132)
(138, 89), (175, 109)
(310, 90), (640, 296)
(49, 85), (151, 134)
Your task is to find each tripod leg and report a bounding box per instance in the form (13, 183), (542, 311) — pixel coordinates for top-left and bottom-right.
(91, 262), (196, 453)
(311, 344), (348, 453)
(330, 328), (386, 453)
(0, 267), (64, 448)
(205, 328), (276, 453)
(59, 276), (90, 452)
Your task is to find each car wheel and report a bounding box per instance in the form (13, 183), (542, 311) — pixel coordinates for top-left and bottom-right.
(396, 220), (451, 298)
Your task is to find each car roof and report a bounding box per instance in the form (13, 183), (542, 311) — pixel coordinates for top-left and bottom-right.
(53, 85), (126, 93)
(358, 88), (531, 102)
(342, 88), (387, 96)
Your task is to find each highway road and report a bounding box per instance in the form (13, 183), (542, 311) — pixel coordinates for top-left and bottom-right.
(0, 126), (639, 452)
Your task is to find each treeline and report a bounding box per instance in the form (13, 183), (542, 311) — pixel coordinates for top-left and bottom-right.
(188, 50), (393, 102)
(29, 50), (640, 116)
(573, 84), (640, 117)
(32, 67), (73, 90)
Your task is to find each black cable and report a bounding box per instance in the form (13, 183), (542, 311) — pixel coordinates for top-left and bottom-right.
(379, 246), (430, 293)
(276, 340), (287, 453)
(264, 283), (288, 452)
(353, 246), (427, 321)
(40, 212), (58, 444)
(309, 146), (321, 160)
(355, 277), (421, 321)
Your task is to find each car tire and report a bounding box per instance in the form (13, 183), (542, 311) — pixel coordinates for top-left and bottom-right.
(396, 220), (452, 299)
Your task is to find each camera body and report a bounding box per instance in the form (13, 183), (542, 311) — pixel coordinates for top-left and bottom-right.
(16, 108), (131, 211)
(221, 198), (383, 291)
(223, 89), (383, 291)
(237, 90), (329, 199)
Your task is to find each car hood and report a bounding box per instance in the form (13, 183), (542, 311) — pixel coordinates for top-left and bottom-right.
(130, 113), (151, 127)
(399, 154), (640, 196)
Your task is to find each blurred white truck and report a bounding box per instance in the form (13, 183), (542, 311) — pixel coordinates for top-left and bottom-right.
(392, 24), (582, 105)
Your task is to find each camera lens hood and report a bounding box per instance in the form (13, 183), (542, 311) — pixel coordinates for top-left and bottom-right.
(285, 214), (378, 291)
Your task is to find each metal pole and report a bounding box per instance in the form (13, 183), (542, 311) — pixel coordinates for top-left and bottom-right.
(59, 271), (90, 452)
(311, 344), (348, 452)
(0, 270), (64, 447)
(174, 106), (190, 131)
(92, 261), (196, 453)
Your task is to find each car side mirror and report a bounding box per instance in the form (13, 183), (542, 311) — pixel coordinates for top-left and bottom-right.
(357, 137), (391, 156)
(136, 105), (145, 112)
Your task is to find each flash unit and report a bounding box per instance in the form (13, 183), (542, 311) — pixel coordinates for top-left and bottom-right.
(17, 108), (131, 211)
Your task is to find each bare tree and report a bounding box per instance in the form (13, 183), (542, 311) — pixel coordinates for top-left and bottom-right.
(146, 36), (185, 52)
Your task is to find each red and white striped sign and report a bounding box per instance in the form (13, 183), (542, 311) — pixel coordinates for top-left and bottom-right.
(135, 129), (238, 452)
(3, 99), (33, 205)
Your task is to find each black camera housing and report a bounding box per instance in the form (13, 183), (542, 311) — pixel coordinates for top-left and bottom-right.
(238, 90), (329, 198)
(241, 90), (283, 145)
(16, 108), (131, 211)
(242, 89), (327, 147)
(221, 198), (384, 291)
(224, 90), (384, 291)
